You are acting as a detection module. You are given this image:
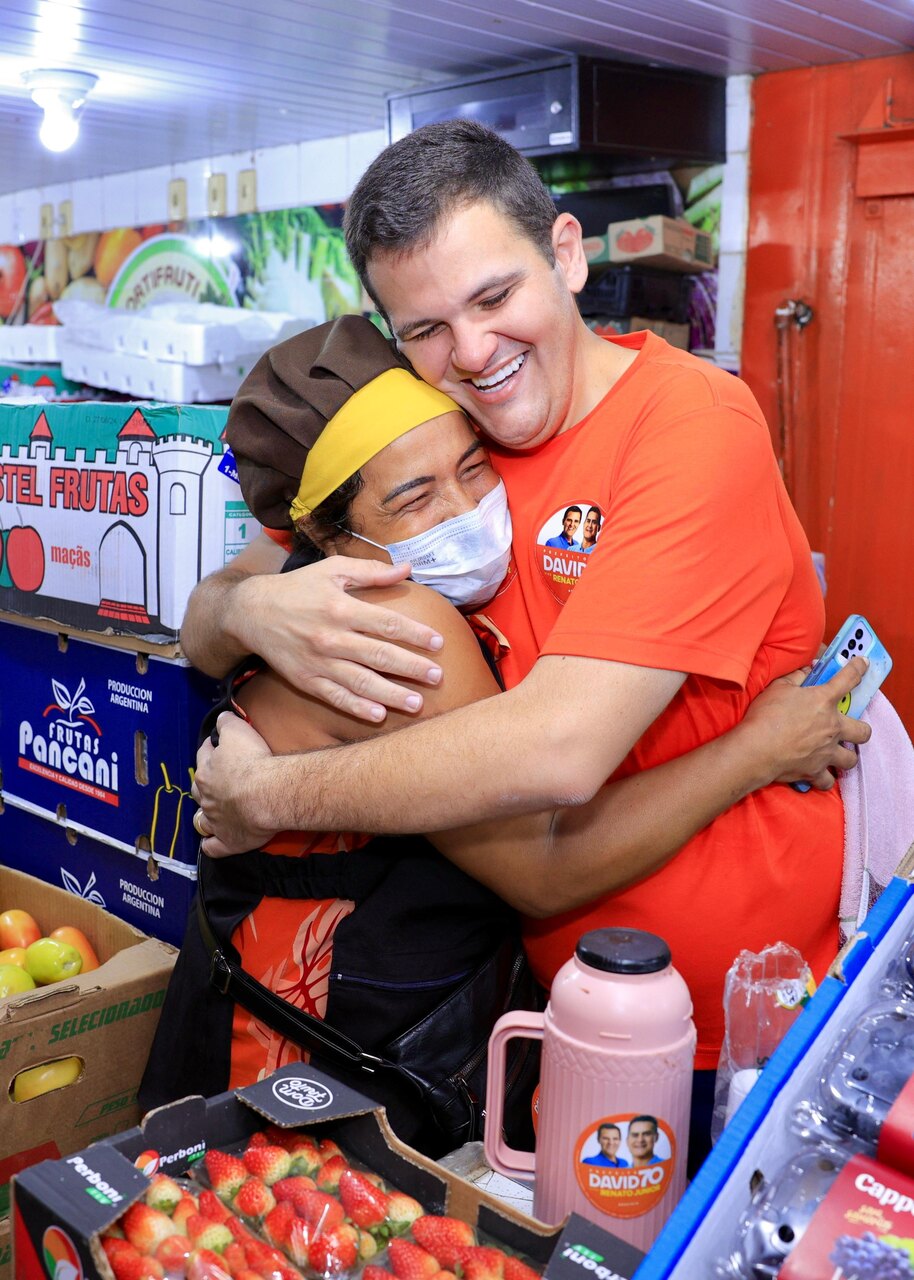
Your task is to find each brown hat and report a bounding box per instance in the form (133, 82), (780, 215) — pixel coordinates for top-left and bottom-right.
(227, 314), (457, 529)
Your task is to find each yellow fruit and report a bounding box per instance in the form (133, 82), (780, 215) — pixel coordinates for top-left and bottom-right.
(0, 946), (27, 967)
(12, 1056), (82, 1102)
(0, 962), (35, 997)
(93, 228), (142, 287)
(24, 937), (82, 985)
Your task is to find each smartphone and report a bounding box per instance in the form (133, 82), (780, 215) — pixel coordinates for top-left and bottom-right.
(792, 614), (892, 792)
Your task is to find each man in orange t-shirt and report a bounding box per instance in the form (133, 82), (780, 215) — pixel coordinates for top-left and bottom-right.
(187, 125), (865, 1143)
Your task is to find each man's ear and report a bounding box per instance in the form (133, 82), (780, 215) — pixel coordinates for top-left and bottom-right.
(552, 213), (588, 294)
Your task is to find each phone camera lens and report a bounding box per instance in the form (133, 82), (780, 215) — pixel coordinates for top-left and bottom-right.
(855, 629), (863, 640)
(841, 649), (850, 660)
(848, 639), (857, 650)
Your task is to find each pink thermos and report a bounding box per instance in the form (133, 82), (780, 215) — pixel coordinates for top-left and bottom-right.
(484, 928), (696, 1252)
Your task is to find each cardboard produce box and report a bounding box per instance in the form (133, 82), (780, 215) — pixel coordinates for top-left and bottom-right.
(583, 217), (713, 274)
(584, 317), (691, 350)
(11, 1064), (645, 1280)
(0, 800), (196, 949)
(0, 616), (219, 870)
(0, 865), (176, 1220)
(0, 399), (261, 641)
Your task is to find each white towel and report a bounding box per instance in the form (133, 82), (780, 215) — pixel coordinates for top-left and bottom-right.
(838, 690), (914, 940)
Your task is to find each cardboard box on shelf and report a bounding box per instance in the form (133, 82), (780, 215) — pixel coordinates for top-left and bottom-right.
(584, 317), (691, 350)
(0, 800), (196, 949)
(600, 216), (714, 273)
(0, 865), (176, 1221)
(0, 616), (219, 870)
(0, 362), (83, 398)
(11, 1064), (646, 1280)
(0, 399), (261, 642)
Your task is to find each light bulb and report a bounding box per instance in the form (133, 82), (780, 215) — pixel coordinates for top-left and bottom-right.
(38, 99), (79, 152)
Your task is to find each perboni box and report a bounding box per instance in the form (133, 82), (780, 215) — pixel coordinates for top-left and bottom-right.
(11, 1064), (645, 1280)
(0, 865), (175, 1223)
(0, 399), (260, 642)
(0, 616), (219, 870)
(636, 846), (914, 1279)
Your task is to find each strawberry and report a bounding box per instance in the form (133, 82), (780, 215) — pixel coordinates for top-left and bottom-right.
(187, 1216), (234, 1254)
(388, 1240), (440, 1280)
(263, 1125), (296, 1151)
(123, 1204), (181, 1254)
(146, 1174), (184, 1215)
(155, 1235), (192, 1274)
(431, 1272), (457, 1280)
(338, 1169), (389, 1229)
(204, 1151), (248, 1199)
(102, 1239), (136, 1263)
(234, 1179), (276, 1220)
(286, 1137), (322, 1177)
(318, 1139), (343, 1162)
(362, 1268), (392, 1280)
(315, 1155), (348, 1193)
(111, 1255), (165, 1280)
(296, 1190), (344, 1234)
(198, 1190), (232, 1224)
(228, 1219), (255, 1244)
(272, 1176), (316, 1206)
(413, 1219), (475, 1269)
(385, 1192), (424, 1232)
(453, 1247), (505, 1280)
(262, 1202), (297, 1250)
(357, 1230), (379, 1261)
(172, 1197), (199, 1234)
(242, 1240), (285, 1271)
(246, 1132), (271, 1150)
(234, 1272), (264, 1280)
(306, 1225), (358, 1275)
(220, 1243), (249, 1278)
(242, 1146), (292, 1187)
(502, 1259), (540, 1280)
(186, 1250), (228, 1280)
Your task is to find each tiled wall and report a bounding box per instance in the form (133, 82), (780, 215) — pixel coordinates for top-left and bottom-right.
(0, 128), (387, 243)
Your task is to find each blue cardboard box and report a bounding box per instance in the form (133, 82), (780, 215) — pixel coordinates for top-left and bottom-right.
(0, 799), (194, 947)
(0, 616), (219, 868)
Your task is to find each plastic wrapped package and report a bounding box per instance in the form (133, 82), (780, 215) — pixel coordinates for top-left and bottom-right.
(808, 1003), (914, 1145)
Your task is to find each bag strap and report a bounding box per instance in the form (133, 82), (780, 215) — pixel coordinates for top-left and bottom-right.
(196, 860), (390, 1076)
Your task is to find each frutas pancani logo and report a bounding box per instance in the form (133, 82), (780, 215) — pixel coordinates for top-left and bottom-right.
(18, 676), (119, 805)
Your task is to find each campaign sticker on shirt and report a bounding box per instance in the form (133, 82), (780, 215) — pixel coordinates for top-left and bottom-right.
(575, 1114), (677, 1220)
(536, 501), (603, 603)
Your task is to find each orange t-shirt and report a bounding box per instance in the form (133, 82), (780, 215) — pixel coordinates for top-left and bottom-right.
(485, 332), (842, 1070)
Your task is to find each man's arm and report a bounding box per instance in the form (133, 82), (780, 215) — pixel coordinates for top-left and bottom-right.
(193, 650), (869, 855)
(180, 531), (447, 720)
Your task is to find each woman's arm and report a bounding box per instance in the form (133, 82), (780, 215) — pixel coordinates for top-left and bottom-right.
(233, 581), (866, 916)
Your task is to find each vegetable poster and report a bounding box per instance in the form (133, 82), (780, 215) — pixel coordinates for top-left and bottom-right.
(0, 204), (361, 326)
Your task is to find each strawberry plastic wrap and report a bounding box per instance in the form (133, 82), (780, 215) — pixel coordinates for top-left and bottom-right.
(99, 1169), (307, 1280)
(193, 1127), (542, 1280)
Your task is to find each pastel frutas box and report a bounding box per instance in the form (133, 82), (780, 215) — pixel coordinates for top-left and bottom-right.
(0, 799), (196, 949)
(0, 399), (260, 641)
(11, 1064), (646, 1280)
(636, 847), (914, 1278)
(0, 865), (176, 1223)
(0, 616), (219, 869)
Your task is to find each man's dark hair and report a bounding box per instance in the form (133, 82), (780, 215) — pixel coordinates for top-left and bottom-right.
(563, 506), (583, 521)
(630, 1115), (659, 1133)
(344, 120), (558, 313)
(597, 1123), (621, 1138)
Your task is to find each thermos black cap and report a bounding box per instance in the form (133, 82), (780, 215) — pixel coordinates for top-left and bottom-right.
(576, 928), (672, 975)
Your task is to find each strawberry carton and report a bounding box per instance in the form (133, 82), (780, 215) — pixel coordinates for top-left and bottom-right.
(606, 216), (714, 273)
(11, 1065), (644, 1280)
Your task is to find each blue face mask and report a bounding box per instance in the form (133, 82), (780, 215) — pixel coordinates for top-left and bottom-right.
(347, 479), (513, 610)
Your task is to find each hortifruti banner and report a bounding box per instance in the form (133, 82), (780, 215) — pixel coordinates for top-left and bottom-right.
(0, 204), (360, 326)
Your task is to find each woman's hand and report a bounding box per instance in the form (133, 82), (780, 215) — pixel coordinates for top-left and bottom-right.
(236, 556), (444, 722)
(739, 655), (872, 790)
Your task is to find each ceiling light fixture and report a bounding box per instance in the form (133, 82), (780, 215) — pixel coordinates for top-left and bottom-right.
(23, 68), (98, 153)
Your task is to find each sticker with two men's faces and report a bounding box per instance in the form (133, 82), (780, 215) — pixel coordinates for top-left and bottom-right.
(536, 501), (603, 603)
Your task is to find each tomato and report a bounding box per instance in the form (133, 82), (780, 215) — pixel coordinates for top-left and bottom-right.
(0, 909), (41, 950)
(0, 947), (27, 967)
(0, 245), (27, 319)
(50, 926), (100, 972)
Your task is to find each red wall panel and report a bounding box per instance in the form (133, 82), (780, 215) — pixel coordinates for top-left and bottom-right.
(742, 54), (914, 729)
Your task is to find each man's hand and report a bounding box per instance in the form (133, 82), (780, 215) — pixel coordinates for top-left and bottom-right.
(740, 655), (872, 790)
(192, 714), (281, 857)
(236, 556), (445, 722)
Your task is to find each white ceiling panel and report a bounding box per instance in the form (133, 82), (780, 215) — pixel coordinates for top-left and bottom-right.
(0, 0), (911, 197)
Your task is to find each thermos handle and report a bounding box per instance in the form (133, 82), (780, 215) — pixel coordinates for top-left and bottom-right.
(484, 1009), (544, 1180)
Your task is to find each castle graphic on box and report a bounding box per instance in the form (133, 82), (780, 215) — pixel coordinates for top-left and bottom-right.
(0, 401), (255, 637)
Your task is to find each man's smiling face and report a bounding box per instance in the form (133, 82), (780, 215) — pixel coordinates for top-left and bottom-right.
(367, 201), (588, 452)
